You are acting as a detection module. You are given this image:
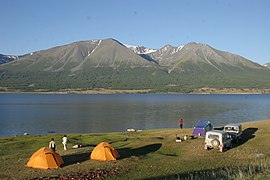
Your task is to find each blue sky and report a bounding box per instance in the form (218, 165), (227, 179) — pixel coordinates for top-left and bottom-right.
(0, 0), (269, 64)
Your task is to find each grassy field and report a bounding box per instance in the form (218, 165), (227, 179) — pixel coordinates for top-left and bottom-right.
(0, 120), (270, 179)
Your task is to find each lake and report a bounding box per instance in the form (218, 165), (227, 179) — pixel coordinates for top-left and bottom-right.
(0, 94), (270, 137)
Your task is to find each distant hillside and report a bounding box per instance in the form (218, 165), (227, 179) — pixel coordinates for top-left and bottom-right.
(1, 38), (270, 93)
(0, 54), (19, 64)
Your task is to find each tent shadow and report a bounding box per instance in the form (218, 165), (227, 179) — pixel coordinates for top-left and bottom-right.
(118, 143), (162, 159)
(233, 127), (258, 148)
(61, 152), (90, 167)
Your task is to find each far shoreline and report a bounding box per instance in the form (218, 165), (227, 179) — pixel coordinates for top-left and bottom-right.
(1, 87), (270, 94)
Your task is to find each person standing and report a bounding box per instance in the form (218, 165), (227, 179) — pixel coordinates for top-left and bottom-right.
(62, 135), (68, 150)
(179, 118), (183, 129)
(49, 138), (56, 151)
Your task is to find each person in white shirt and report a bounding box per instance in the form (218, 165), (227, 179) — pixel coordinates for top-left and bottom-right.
(62, 135), (68, 150)
(49, 138), (56, 151)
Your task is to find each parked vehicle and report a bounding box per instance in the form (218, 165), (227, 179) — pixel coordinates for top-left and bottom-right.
(205, 130), (232, 152)
(224, 123), (242, 143)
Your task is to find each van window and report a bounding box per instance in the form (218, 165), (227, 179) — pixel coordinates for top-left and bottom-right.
(225, 126), (238, 132)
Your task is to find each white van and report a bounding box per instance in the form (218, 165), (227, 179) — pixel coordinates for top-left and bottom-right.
(205, 130), (232, 152)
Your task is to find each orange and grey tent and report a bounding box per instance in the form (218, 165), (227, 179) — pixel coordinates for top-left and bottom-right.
(90, 142), (120, 161)
(26, 147), (64, 169)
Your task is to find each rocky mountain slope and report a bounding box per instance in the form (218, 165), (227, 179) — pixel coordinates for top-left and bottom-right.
(1, 38), (270, 92)
(127, 42), (264, 73)
(4, 39), (156, 72)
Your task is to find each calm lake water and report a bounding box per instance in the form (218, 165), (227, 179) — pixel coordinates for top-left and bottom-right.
(0, 94), (270, 137)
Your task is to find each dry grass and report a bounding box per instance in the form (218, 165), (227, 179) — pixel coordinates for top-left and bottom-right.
(0, 120), (270, 179)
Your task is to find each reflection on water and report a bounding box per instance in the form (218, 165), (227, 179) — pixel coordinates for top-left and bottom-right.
(0, 94), (270, 136)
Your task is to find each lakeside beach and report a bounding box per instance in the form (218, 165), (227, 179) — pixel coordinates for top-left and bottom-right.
(0, 119), (269, 179)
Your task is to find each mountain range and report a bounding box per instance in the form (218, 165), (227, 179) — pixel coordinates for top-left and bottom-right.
(1, 38), (270, 93)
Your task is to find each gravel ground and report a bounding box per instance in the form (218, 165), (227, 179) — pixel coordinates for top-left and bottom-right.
(36, 168), (121, 180)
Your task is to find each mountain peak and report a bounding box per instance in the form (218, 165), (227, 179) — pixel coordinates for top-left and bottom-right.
(185, 42), (210, 48)
(103, 38), (120, 43)
(73, 38), (121, 46)
(125, 44), (157, 54)
(163, 44), (174, 48)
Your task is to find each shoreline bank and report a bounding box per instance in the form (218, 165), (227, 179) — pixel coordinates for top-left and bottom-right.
(1, 88), (270, 94)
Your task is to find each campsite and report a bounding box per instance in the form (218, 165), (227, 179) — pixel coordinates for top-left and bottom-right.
(0, 119), (270, 179)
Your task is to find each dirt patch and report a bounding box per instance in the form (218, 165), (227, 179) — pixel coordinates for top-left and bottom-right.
(37, 168), (122, 180)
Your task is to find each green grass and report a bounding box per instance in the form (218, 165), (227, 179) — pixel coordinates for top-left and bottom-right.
(0, 120), (270, 179)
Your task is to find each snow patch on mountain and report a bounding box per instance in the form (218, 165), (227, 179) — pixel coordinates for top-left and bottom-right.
(71, 40), (102, 72)
(264, 62), (270, 68)
(125, 44), (157, 54)
(174, 46), (184, 53)
(87, 40), (101, 57)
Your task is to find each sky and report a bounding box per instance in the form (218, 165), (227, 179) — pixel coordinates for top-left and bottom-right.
(0, 0), (269, 64)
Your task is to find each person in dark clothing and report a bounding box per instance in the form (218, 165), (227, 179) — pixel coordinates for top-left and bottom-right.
(49, 138), (56, 151)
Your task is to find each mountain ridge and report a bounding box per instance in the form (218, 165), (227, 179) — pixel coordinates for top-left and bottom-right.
(1, 39), (265, 70)
(1, 38), (270, 93)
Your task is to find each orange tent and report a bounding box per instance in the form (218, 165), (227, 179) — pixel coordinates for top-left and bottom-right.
(90, 142), (120, 161)
(26, 147), (64, 169)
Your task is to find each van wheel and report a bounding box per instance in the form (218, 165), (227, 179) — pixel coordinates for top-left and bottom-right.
(211, 139), (220, 148)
